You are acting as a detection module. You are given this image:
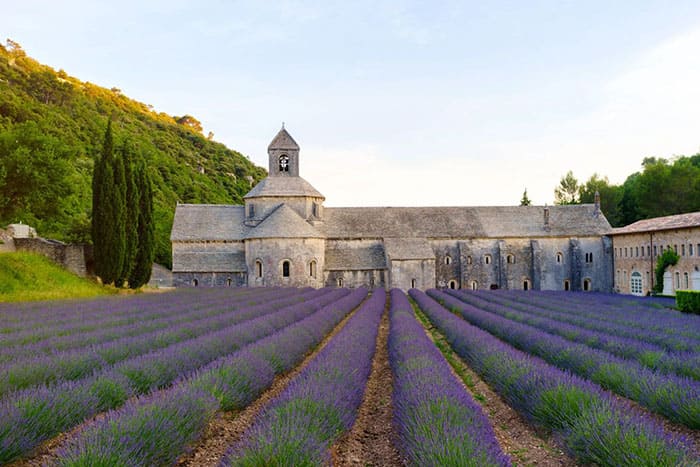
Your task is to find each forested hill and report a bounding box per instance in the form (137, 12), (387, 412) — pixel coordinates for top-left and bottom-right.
(0, 40), (267, 267)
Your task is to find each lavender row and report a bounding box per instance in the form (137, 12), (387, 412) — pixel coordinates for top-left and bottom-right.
(0, 287), (309, 365)
(410, 290), (695, 466)
(0, 288), (324, 396)
(462, 290), (700, 353)
(430, 289), (700, 429)
(0, 288), (350, 463)
(446, 290), (700, 381)
(55, 288), (370, 466)
(222, 289), (385, 465)
(0, 287), (291, 348)
(389, 289), (510, 466)
(0, 287), (258, 332)
(495, 290), (700, 340)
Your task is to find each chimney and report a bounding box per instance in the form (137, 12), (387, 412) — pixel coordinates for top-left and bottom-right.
(544, 206), (550, 231)
(594, 190), (601, 216)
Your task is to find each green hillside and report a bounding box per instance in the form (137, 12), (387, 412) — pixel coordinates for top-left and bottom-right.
(0, 40), (267, 267)
(0, 252), (113, 302)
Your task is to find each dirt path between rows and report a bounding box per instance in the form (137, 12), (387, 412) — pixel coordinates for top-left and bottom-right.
(417, 311), (577, 467)
(330, 301), (405, 466)
(176, 299), (366, 466)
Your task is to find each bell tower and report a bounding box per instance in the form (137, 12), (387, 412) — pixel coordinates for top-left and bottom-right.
(268, 124), (300, 177)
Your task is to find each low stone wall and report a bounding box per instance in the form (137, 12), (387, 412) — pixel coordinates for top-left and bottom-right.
(13, 238), (88, 277)
(0, 229), (15, 253)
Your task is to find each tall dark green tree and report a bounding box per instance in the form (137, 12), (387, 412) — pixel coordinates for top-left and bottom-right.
(92, 121), (126, 285)
(129, 160), (155, 288)
(119, 140), (139, 286)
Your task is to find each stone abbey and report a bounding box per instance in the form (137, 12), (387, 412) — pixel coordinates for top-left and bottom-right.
(171, 127), (614, 291)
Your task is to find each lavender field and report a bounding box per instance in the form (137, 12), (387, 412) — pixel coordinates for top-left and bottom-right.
(0, 288), (698, 466)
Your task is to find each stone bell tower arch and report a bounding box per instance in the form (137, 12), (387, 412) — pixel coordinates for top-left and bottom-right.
(268, 124), (300, 177)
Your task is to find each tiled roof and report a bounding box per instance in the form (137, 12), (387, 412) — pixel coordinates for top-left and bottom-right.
(319, 205), (611, 238)
(612, 212), (700, 235)
(268, 127), (299, 150)
(384, 237), (434, 260)
(170, 205), (248, 241)
(243, 176), (324, 199)
(245, 204), (324, 239)
(324, 243), (386, 270)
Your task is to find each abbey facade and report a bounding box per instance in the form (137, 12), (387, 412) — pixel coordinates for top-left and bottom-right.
(171, 128), (614, 291)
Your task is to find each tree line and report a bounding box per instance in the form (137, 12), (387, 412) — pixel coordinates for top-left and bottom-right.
(552, 155), (700, 227)
(92, 121), (154, 288)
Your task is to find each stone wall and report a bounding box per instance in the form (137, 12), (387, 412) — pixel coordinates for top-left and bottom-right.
(245, 237), (325, 288)
(324, 269), (385, 289)
(388, 258), (435, 291)
(13, 238), (88, 277)
(0, 229), (15, 253)
(173, 271), (247, 287)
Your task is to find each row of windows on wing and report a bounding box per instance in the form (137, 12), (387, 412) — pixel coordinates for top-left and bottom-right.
(615, 243), (699, 259)
(443, 252), (591, 265)
(448, 278), (592, 292)
(254, 259), (318, 278)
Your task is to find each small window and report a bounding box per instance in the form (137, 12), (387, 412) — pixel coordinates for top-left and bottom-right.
(675, 271), (680, 289)
(624, 247), (628, 257)
(192, 278), (198, 287)
(309, 260), (317, 278)
(449, 280), (457, 289)
(556, 252), (563, 263)
(255, 260), (263, 278)
(312, 202), (319, 218)
(227, 278), (232, 287)
(646, 245), (650, 256)
(684, 272), (689, 289)
(682, 244), (686, 256)
(470, 280), (478, 290)
(337, 278), (343, 287)
(467, 256), (472, 265)
(674, 244), (678, 253)
(635, 247), (639, 257)
(563, 280), (570, 291)
(583, 278), (591, 291)
(654, 245), (657, 256)
(616, 269), (620, 285)
(282, 260), (290, 278)
(484, 254), (492, 265)
(690, 244), (695, 256)
(523, 279), (530, 291)
(411, 279), (417, 289)
(445, 255), (452, 265)
(248, 204), (255, 218)
(506, 254), (515, 264)
(279, 155), (289, 172)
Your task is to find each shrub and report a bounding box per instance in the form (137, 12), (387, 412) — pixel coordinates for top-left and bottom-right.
(676, 290), (700, 314)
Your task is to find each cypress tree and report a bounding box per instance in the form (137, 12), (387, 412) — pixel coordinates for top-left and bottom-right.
(109, 143), (127, 286)
(119, 140), (139, 286)
(129, 159), (155, 288)
(92, 121), (112, 283)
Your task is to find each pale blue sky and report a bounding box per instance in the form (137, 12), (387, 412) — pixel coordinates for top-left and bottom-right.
(4, 1), (700, 206)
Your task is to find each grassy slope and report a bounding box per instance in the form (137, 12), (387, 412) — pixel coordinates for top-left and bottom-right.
(0, 252), (113, 302)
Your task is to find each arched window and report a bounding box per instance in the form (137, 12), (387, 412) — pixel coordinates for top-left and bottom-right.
(471, 281), (478, 290)
(248, 204), (255, 218)
(227, 277), (232, 287)
(192, 278), (198, 287)
(583, 278), (592, 291)
(337, 278), (343, 287)
(484, 254), (492, 265)
(449, 280), (457, 289)
(630, 272), (643, 295)
(684, 272), (689, 289)
(506, 254), (515, 264)
(255, 260), (263, 278)
(411, 279), (417, 289)
(563, 280), (570, 291)
(309, 260), (317, 278)
(282, 260), (290, 278)
(556, 252), (563, 263)
(467, 256), (472, 264)
(523, 279), (530, 291)
(279, 155), (289, 172)
(445, 255), (452, 265)
(675, 271), (680, 289)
